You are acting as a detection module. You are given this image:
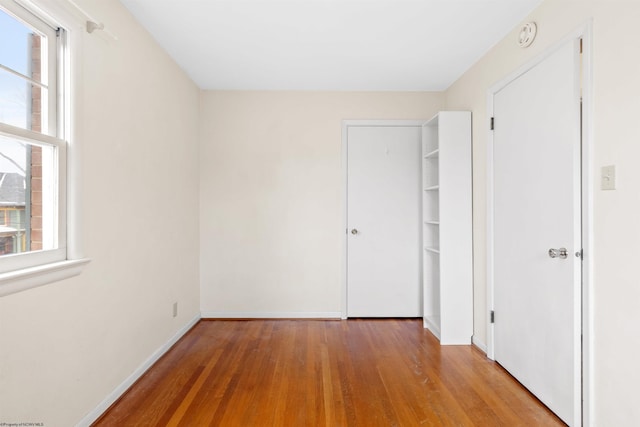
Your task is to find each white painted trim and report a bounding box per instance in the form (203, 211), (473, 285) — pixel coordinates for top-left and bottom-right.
(11, 0), (82, 28)
(423, 316), (441, 341)
(580, 20), (595, 427)
(486, 21), (594, 427)
(472, 336), (487, 354)
(75, 314), (200, 427)
(64, 20), (85, 261)
(341, 120), (426, 319)
(0, 122), (65, 148)
(13, 0), (118, 40)
(201, 311), (342, 319)
(0, 63), (48, 88)
(486, 87), (495, 361)
(342, 120), (427, 127)
(0, 258), (90, 297)
(341, 123), (348, 319)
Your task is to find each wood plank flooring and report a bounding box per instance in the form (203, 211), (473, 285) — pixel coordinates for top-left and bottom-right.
(93, 319), (565, 426)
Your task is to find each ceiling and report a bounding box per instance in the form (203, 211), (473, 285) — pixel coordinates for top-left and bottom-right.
(120, 0), (543, 91)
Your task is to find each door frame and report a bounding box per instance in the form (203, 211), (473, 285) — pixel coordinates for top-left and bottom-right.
(341, 120), (426, 319)
(486, 22), (594, 425)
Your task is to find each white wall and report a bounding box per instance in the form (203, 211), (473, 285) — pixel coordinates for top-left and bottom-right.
(0, 1), (200, 425)
(199, 91), (443, 316)
(445, 0), (640, 424)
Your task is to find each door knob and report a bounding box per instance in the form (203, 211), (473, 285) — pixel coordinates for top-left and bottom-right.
(351, 229), (359, 235)
(548, 247), (568, 259)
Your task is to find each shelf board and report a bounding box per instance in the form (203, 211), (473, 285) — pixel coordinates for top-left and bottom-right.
(424, 220), (440, 225)
(424, 246), (440, 254)
(424, 149), (439, 159)
(424, 185), (440, 191)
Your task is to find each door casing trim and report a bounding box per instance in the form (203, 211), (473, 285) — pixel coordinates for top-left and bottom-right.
(341, 120), (426, 319)
(486, 21), (594, 427)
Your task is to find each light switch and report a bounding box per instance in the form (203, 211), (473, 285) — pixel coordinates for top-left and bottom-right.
(601, 165), (616, 190)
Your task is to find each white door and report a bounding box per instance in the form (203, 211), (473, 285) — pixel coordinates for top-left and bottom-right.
(492, 40), (581, 425)
(347, 125), (422, 317)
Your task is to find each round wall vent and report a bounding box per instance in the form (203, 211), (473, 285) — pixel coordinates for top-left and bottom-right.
(518, 22), (537, 48)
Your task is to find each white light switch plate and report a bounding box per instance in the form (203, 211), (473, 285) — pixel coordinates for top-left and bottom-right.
(601, 165), (616, 190)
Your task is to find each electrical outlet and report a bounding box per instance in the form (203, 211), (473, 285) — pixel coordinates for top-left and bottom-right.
(601, 165), (616, 190)
(173, 302), (178, 318)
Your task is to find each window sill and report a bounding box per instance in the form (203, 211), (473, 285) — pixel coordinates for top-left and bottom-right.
(0, 258), (91, 298)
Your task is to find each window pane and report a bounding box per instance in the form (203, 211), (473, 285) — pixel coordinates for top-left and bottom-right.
(0, 69), (47, 132)
(0, 5), (49, 134)
(0, 7), (45, 82)
(0, 135), (56, 255)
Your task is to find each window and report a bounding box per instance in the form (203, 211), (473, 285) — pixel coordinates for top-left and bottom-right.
(0, 0), (87, 295)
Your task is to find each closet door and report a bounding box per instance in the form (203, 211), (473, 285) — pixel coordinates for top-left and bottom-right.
(346, 125), (422, 317)
(492, 40), (581, 426)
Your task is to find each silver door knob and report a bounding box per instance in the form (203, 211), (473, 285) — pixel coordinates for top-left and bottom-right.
(351, 229), (358, 235)
(548, 247), (568, 259)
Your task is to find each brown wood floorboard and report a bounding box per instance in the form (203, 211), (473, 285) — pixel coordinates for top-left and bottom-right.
(92, 319), (566, 426)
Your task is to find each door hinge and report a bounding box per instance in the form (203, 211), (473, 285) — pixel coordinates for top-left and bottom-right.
(490, 310), (495, 323)
(490, 117), (495, 130)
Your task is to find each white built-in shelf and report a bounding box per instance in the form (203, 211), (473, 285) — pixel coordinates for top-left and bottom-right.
(424, 149), (439, 159)
(421, 111), (472, 346)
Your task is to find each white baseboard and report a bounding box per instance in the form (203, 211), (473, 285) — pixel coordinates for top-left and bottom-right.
(472, 335), (488, 354)
(201, 311), (342, 319)
(76, 314), (200, 427)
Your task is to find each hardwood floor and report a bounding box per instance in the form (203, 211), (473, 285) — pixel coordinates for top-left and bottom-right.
(93, 319), (565, 426)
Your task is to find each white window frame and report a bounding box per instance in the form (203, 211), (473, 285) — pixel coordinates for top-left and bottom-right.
(0, 0), (89, 297)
